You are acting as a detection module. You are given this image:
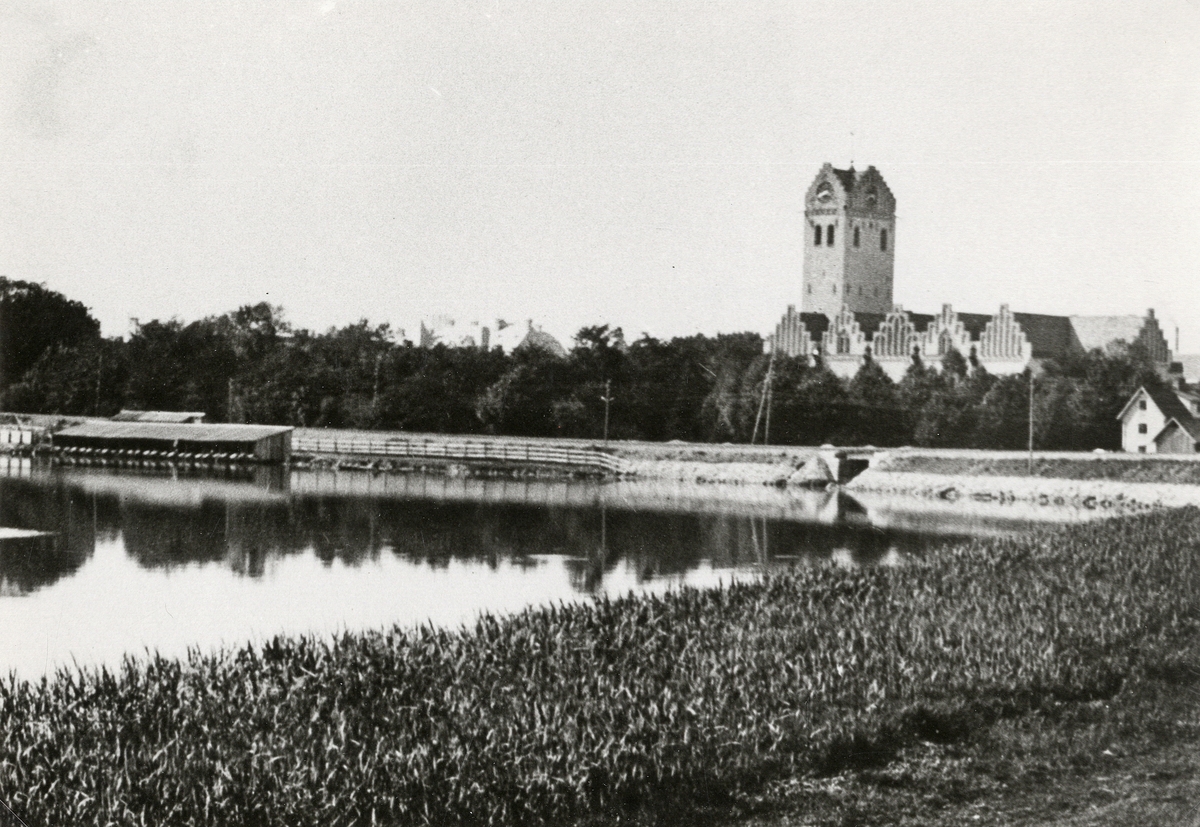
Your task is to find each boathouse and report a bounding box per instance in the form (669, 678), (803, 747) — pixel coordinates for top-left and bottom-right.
(52, 422), (293, 463)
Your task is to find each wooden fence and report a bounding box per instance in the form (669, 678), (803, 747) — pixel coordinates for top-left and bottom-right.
(292, 435), (626, 474)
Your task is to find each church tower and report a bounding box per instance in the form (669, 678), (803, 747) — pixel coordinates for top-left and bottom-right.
(801, 163), (895, 316)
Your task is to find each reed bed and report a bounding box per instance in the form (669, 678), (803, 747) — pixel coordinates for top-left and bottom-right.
(2, 510), (1199, 826)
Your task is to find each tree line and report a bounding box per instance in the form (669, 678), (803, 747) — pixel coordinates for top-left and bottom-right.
(1, 277), (1168, 450)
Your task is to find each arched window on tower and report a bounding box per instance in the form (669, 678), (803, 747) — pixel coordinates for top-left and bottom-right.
(880, 228), (888, 251)
(814, 225), (822, 246)
(827, 225), (835, 246)
(853, 226), (861, 247)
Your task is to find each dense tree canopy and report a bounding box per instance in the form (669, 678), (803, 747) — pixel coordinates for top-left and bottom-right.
(0, 286), (1165, 450)
(0, 278), (101, 392)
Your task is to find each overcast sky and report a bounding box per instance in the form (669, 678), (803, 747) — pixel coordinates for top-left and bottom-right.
(2, 1), (1198, 349)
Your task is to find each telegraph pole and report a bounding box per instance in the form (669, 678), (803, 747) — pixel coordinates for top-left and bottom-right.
(752, 346), (775, 445)
(1027, 368), (1035, 475)
(601, 379), (613, 445)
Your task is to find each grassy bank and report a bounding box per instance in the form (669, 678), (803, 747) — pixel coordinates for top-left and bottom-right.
(2, 512), (1199, 826)
(877, 453), (1200, 484)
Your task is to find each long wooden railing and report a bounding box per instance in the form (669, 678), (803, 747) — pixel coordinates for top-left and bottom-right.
(291, 435), (626, 474)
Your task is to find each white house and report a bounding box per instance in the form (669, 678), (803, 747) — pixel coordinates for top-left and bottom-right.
(1117, 385), (1200, 453)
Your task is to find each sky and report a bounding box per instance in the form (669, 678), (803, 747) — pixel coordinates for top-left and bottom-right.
(1, 1), (1198, 350)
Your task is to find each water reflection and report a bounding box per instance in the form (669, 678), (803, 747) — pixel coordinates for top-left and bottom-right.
(0, 459), (1102, 676)
(0, 463), (988, 596)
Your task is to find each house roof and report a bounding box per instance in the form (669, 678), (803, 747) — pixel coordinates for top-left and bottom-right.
(1118, 384), (1197, 424)
(55, 422), (292, 443)
(832, 167), (857, 192)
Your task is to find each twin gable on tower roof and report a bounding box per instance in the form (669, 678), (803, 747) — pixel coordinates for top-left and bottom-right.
(802, 163), (896, 317)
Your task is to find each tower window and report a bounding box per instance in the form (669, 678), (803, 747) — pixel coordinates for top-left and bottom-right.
(807, 284), (812, 294)
(832, 284), (837, 294)
(880, 228), (888, 251)
(853, 226), (860, 247)
(826, 225), (835, 246)
(814, 225), (822, 246)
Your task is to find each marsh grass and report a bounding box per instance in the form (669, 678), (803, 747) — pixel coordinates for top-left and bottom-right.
(1, 509), (1199, 826)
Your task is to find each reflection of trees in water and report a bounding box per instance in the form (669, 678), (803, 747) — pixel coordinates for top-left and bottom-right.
(120, 501), (305, 575)
(0, 478), (104, 594)
(1, 473), (976, 594)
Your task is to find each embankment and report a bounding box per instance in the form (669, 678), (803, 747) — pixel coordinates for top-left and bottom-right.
(849, 449), (1200, 513)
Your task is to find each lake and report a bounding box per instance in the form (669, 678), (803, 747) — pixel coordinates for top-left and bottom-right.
(0, 457), (1098, 678)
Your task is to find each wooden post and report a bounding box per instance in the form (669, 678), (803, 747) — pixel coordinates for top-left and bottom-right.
(1027, 369), (1034, 475)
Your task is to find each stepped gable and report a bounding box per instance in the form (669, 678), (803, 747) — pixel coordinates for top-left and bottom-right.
(870, 306), (920, 359)
(1011, 313), (1080, 360)
(1069, 311), (1170, 364)
(845, 166), (896, 214)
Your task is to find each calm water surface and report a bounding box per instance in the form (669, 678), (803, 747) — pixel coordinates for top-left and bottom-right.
(0, 458), (1098, 678)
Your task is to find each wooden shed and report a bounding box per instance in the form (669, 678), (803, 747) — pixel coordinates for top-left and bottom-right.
(1154, 417), (1200, 455)
(52, 422), (292, 463)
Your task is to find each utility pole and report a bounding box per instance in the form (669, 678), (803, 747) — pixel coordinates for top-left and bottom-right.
(601, 379), (613, 445)
(764, 367), (774, 446)
(372, 352), (383, 411)
(752, 347), (775, 445)
(1027, 368), (1035, 476)
(94, 352), (103, 415)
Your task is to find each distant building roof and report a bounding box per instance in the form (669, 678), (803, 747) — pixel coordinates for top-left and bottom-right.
(799, 312), (830, 339)
(515, 323), (568, 359)
(851, 312), (886, 339)
(56, 422), (291, 443)
(1011, 313), (1080, 359)
(111, 410), (207, 423)
(1068, 316), (1146, 352)
(1174, 354), (1200, 383)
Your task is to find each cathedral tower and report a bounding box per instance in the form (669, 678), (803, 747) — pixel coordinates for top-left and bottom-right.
(801, 163), (895, 316)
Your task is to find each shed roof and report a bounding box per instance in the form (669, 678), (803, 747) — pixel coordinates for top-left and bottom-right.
(111, 410), (207, 423)
(56, 422), (292, 443)
(1156, 416), (1200, 445)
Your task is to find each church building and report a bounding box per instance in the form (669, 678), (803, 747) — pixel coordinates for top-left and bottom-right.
(769, 164), (1174, 381)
